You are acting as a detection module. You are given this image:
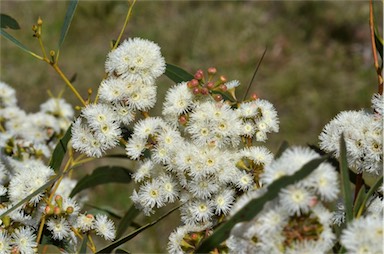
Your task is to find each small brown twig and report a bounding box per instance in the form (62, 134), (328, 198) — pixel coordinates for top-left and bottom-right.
(369, 0), (383, 95)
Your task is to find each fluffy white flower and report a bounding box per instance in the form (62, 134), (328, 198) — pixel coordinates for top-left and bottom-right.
(94, 214), (116, 241)
(0, 81), (17, 108)
(105, 38), (165, 84)
(162, 82), (195, 117)
(11, 226), (37, 254)
(47, 217), (71, 240)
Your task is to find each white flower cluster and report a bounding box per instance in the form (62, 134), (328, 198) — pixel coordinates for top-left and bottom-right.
(123, 68), (279, 251)
(226, 147), (339, 254)
(71, 38), (166, 157)
(0, 81), (74, 159)
(319, 93), (383, 175)
(0, 81), (117, 252)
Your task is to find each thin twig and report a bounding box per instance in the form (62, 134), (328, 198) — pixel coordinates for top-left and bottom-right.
(242, 47), (267, 101)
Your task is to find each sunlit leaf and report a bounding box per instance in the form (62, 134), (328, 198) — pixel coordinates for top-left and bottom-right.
(165, 63), (194, 84)
(196, 156), (328, 253)
(69, 166), (132, 197)
(0, 14), (20, 29)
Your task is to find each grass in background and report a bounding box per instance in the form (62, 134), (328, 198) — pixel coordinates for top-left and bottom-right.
(0, 1), (382, 252)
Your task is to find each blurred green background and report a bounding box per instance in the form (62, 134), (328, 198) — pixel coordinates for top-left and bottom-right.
(0, 1), (382, 253)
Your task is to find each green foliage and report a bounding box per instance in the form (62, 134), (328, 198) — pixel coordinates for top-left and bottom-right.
(116, 205), (141, 239)
(339, 134), (353, 223)
(69, 166), (133, 197)
(49, 124), (72, 172)
(164, 63), (194, 84)
(58, 0), (78, 53)
(0, 13), (20, 29)
(196, 156), (328, 252)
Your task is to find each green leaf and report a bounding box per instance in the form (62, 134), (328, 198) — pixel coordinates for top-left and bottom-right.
(116, 205), (141, 239)
(84, 204), (123, 220)
(49, 124), (72, 172)
(69, 166), (132, 197)
(78, 235), (88, 254)
(196, 156), (328, 253)
(339, 134), (353, 223)
(0, 29), (39, 57)
(96, 205), (180, 253)
(0, 174), (61, 219)
(58, 0), (78, 51)
(164, 63), (194, 84)
(0, 14), (20, 29)
(374, 28), (383, 67)
(114, 249), (130, 254)
(211, 90), (236, 103)
(356, 175), (383, 217)
(353, 185), (366, 217)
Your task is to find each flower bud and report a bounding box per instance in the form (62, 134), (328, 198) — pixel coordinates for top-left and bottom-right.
(201, 87), (209, 95)
(192, 87), (200, 95)
(213, 94), (222, 102)
(219, 84), (227, 92)
(179, 115), (188, 125)
(219, 75), (227, 83)
(207, 67), (217, 75)
(53, 206), (61, 215)
(188, 79), (199, 88)
(66, 206), (74, 215)
(194, 71), (203, 80)
(206, 82), (214, 89)
(251, 93), (258, 100)
(45, 205), (54, 215)
(37, 17), (43, 26)
(54, 195), (63, 209)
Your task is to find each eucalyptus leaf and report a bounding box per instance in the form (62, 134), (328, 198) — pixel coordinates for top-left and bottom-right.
(196, 156), (328, 253)
(0, 14), (20, 29)
(58, 0), (78, 52)
(96, 205), (180, 253)
(49, 124), (72, 172)
(116, 205), (141, 239)
(0, 29), (38, 57)
(78, 235), (88, 254)
(165, 63), (194, 84)
(339, 134), (353, 223)
(69, 166), (132, 197)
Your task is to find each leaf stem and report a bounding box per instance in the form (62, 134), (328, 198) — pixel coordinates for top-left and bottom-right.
(113, 0), (137, 50)
(51, 63), (87, 107)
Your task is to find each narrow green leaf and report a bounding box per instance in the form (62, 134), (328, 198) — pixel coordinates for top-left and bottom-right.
(339, 134), (353, 223)
(69, 166), (132, 197)
(116, 205), (141, 239)
(374, 29), (383, 67)
(0, 29), (38, 57)
(353, 185), (366, 217)
(96, 205), (180, 253)
(211, 90), (236, 103)
(84, 204), (123, 220)
(164, 63), (194, 84)
(78, 235), (88, 254)
(0, 14), (20, 29)
(356, 175), (383, 218)
(0, 174), (61, 218)
(114, 249), (130, 254)
(49, 124), (72, 172)
(58, 0), (78, 51)
(196, 156), (328, 253)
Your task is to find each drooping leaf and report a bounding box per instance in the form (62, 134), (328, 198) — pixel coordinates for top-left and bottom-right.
(339, 134), (353, 223)
(96, 205), (180, 254)
(116, 205), (141, 239)
(58, 0), (78, 52)
(164, 63), (194, 84)
(49, 124), (72, 172)
(69, 166), (132, 197)
(196, 156), (328, 253)
(0, 29), (39, 57)
(0, 14), (20, 29)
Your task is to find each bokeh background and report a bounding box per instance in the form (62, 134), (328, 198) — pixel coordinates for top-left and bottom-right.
(0, 1), (382, 253)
